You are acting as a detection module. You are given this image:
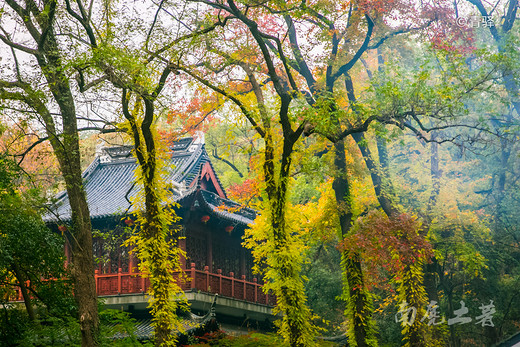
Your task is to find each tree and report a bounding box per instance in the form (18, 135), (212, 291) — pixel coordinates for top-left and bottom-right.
(171, 1), (323, 344)
(170, 1), (458, 345)
(179, 1), (514, 346)
(58, 1), (237, 344)
(0, 2), (102, 344)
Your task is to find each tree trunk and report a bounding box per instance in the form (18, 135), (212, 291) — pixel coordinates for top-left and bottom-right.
(332, 139), (375, 347)
(37, 14), (100, 347)
(12, 262), (36, 322)
(2, 2), (100, 346)
(122, 94), (184, 346)
(61, 161), (99, 347)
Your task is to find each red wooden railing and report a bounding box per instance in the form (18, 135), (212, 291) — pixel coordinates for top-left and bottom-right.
(11, 263), (275, 306)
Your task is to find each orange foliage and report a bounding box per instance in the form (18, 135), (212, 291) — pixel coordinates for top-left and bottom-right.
(167, 91), (221, 137)
(0, 122), (60, 191)
(228, 178), (260, 204)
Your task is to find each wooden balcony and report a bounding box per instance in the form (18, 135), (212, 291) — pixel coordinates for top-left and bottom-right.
(10, 263), (275, 307)
(95, 262), (274, 306)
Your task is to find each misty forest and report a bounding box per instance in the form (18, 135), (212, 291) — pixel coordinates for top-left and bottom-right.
(0, 0), (520, 346)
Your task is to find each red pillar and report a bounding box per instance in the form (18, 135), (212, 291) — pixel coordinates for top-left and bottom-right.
(64, 241), (71, 268)
(94, 270), (99, 295)
(240, 248), (246, 278)
(190, 262), (196, 289)
(242, 275), (246, 300)
(217, 269), (222, 294)
(254, 278), (258, 303)
(129, 249), (135, 274)
(230, 272), (235, 298)
(204, 265), (209, 291)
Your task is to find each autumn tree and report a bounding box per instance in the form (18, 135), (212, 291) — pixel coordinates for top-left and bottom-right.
(165, 1), (439, 346)
(166, 1), (326, 344)
(175, 1), (508, 346)
(445, 1), (520, 344)
(57, 1), (238, 344)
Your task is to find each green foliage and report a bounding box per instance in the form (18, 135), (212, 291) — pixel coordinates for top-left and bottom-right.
(303, 243), (344, 334)
(0, 154), (19, 193)
(3, 307), (153, 347)
(0, 189), (71, 302)
(189, 332), (285, 346)
(396, 260), (429, 347)
(303, 94), (343, 137)
(0, 308), (32, 347)
(17, 315), (81, 346)
(0, 154), (79, 345)
(341, 252), (378, 347)
(189, 331), (337, 346)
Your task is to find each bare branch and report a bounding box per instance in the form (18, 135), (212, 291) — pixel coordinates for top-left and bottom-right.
(5, 0), (42, 43)
(176, 66), (266, 138)
(146, 14), (232, 62)
(64, 0), (97, 46)
(212, 148), (244, 178)
(284, 15), (317, 95)
(367, 20), (434, 50)
(146, 0), (167, 52)
(0, 31), (40, 56)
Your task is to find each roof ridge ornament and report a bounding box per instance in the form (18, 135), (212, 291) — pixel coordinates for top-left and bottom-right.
(97, 145), (134, 163)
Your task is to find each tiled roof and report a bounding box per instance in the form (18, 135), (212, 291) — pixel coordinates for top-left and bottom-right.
(46, 138), (212, 222)
(199, 190), (257, 225)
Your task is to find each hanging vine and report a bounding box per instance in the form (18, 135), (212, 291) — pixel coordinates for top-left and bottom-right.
(121, 90), (187, 346)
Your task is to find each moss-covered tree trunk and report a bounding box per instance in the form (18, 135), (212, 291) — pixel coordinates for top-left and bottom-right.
(264, 130), (314, 347)
(11, 262), (36, 322)
(332, 139), (376, 347)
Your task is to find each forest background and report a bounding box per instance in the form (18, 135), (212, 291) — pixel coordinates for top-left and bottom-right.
(0, 0), (519, 346)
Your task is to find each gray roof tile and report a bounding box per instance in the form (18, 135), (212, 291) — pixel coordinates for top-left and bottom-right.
(46, 138), (211, 222)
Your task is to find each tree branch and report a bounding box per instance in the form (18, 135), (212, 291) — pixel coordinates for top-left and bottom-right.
(330, 14), (374, 84)
(367, 21), (434, 50)
(212, 148), (244, 178)
(0, 31), (40, 56)
(284, 15), (317, 95)
(177, 65), (265, 138)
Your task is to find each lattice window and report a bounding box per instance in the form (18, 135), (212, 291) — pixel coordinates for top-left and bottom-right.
(213, 239), (240, 276)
